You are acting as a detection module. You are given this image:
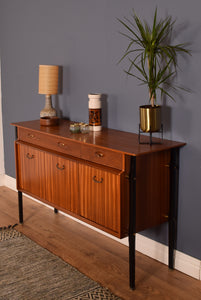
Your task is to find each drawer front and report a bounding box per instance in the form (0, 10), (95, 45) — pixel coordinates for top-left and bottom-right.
(80, 144), (123, 170)
(18, 128), (81, 158)
(18, 128), (123, 169)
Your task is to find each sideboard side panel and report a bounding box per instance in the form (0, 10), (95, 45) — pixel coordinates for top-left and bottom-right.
(135, 150), (170, 232)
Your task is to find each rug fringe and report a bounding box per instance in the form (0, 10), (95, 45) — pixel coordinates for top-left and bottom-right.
(0, 224), (18, 231)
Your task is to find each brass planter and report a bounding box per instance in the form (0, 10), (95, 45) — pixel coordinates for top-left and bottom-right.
(140, 105), (161, 132)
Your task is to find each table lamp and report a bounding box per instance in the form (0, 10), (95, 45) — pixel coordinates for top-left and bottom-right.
(38, 65), (59, 117)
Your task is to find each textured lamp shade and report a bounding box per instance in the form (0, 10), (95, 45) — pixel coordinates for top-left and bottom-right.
(38, 65), (59, 95)
(38, 65), (59, 118)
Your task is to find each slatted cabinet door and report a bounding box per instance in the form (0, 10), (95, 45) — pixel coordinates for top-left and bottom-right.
(44, 153), (79, 214)
(79, 163), (122, 236)
(16, 143), (46, 200)
(16, 143), (79, 213)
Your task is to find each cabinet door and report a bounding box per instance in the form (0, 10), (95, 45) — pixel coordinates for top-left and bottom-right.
(79, 164), (121, 234)
(16, 143), (79, 214)
(16, 143), (46, 200)
(44, 153), (79, 214)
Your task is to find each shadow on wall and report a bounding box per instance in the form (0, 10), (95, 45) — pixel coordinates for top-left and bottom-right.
(162, 105), (172, 136)
(162, 105), (192, 140)
(53, 65), (63, 118)
(101, 94), (108, 128)
(54, 65), (71, 119)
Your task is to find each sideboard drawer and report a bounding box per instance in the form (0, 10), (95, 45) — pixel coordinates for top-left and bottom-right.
(80, 144), (123, 170)
(18, 128), (81, 158)
(18, 128), (124, 169)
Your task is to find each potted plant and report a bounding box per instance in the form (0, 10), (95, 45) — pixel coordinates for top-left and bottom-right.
(118, 8), (191, 132)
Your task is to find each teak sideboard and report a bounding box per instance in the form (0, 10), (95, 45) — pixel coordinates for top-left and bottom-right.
(12, 119), (185, 289)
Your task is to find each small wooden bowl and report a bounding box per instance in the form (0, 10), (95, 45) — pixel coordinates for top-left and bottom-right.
(40, 117), (59, 126)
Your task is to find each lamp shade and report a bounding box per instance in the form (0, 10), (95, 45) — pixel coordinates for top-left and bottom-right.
(38, 65), (59, 95)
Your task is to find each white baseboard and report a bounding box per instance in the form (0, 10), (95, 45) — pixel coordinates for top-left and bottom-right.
(135, 234), (201, 280)
(4, 175), (201, 281)
(200, 264), (201, 280)
(0, 173), (5, 186)
(4, 175), (17, 190)
(175, 249), (201, 280)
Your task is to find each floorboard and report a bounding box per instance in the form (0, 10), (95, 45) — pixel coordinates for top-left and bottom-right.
(0, 186), (200, 300)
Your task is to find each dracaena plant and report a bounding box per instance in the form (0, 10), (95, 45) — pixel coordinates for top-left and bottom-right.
(118, 8), (191, 107)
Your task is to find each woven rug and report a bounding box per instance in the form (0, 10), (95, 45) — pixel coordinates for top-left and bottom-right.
(0, 226), (121, 300)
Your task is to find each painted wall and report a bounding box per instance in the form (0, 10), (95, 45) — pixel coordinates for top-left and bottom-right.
(0, 59), (5, 176)
(0, 0), (201, 260)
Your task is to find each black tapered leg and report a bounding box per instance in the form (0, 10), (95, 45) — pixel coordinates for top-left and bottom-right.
(54, 208), (58, 213)
(128, 156), (137, 289)
(129, 233), (136, 289)
(169, 148), (179, 269)
(16, 126), (23, 224)
(18, 191), (23, 224)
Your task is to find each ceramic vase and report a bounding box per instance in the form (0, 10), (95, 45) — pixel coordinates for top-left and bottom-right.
(88, 93), (102, 131)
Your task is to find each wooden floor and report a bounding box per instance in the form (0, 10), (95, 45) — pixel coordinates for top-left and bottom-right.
(0, 186), (200, 300)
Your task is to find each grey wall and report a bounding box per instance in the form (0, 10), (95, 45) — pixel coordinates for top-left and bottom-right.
(1, 0), (201, 260)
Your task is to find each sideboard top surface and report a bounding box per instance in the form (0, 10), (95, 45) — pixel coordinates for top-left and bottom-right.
(12, 119), (185, 156)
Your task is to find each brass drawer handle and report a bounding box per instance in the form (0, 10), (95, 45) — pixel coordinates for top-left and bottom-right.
(95, 152), (104, 158)
(26, 153), (34, 159)
(56, 163), (65, 170)
(93, 176), (103, 183)
(57, 142), (66, 148)
(27, 133), (35, 139)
